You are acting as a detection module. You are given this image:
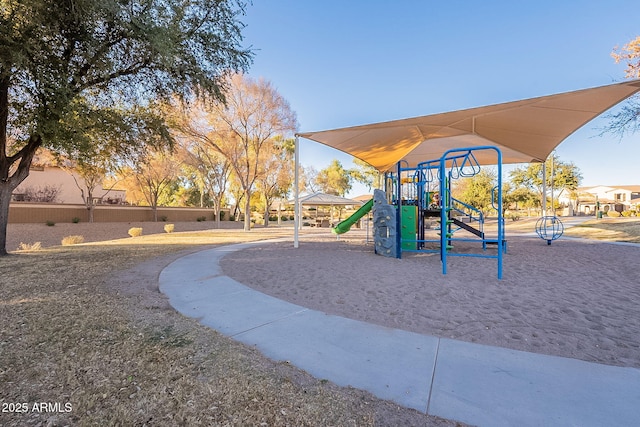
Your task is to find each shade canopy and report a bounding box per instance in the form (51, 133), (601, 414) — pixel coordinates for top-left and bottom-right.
(298, 80), (640, 171)
(292, 192), (363, 206)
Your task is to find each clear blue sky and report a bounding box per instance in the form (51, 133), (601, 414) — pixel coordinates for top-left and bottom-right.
(241, 1), (639, 196)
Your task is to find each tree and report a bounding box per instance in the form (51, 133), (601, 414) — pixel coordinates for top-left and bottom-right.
(452, 168), (497, 214)
(300, 165), (321, 194)
(349, 158), (381, 191)
(504, 185), (539, 214)
(121, 148), (181, 221)
(256, 137), (294, 227)
(177, 137), (231, 228)
(316, 159), (352, 196)
(0, 0), (251, 254)
(63, 154), (112, 223)
(170, 74), (298, 231)
(509, 154), (582, 214)
(606, 36), (640, 137)
(227, 174), (245, 221)
(55, 107), (163, 221)
(612, 36), (640, 79)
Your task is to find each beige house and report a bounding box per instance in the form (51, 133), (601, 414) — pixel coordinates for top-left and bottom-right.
(557, 185), (640, 215)
(12, 165), (126, 205)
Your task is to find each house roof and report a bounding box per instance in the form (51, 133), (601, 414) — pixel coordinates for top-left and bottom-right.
(579, 185), (640, 193)
(351, 194), (374, 202)
(607, 185), (640, 192)
(298, 80), (640, 172)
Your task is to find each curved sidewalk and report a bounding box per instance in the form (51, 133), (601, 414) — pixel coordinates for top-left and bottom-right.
(159, 240), (640, 427)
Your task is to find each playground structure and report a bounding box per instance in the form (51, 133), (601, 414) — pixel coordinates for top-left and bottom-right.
(391, 146), (505, 279)
(535, 216), (564, 245)
(332, 146), (506, 279)
(301, 81), (640, 279)
(332, 199), (373, 235)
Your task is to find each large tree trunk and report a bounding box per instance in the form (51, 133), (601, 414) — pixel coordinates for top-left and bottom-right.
(86, 188), (95, 223)
(0, 184), (12, 255)
(213, 195), (222, 228)
(214, 206), (221, 229)
(263, 206), (270, 227)
(243, 189), (251, 231)
(0, 131), (42, 255)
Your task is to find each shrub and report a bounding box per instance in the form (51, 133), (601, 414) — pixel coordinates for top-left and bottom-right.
(46, 220), (55, 226)
(22, 184), (61, 202)
(160, 215), (168, 222)
(607, 211), (622, 218)
(196, 216), (207, 222)
(72, 217), (81, 223)
(17, 242), (42, 251)
(164, 223), (175, 233)
(621, 211), (632, 217)
(61, 235), (85, 246)
(289, 215), (295, 220)
(219, 211), (226, 220)
(128, 227), (143, 237)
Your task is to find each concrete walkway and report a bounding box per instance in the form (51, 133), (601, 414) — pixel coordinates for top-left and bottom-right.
(159, 240), (640, 427)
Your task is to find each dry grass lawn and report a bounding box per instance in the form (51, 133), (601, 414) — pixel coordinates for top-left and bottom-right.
(1, 229), (461, 426)
(484, 216), (640, 243)
(563, 218), (640, 243)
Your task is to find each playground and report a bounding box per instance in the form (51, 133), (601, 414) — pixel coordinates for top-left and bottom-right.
(331, 146), (507, 278)
(294, 79), (640, 280)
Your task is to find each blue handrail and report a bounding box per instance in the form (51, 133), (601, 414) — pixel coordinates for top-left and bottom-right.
(450, 197), (484, 224)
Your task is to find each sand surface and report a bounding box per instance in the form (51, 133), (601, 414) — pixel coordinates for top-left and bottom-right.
(221, 231), (640, 369)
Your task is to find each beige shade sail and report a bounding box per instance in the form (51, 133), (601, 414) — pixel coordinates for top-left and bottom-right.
(298, 80), (640, 171)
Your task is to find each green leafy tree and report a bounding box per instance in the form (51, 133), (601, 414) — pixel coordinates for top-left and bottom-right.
(316, 159), (352, 196)
(61, 105), (169, 221)
(452, 168), (497, 214)
(0, 0), (251, 254)
(504, 185), (540, 213)
(349, 158), (380, 191)
(509, 154), (582, 214)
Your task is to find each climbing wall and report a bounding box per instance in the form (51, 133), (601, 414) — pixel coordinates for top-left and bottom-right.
(372, 189), (397, 258)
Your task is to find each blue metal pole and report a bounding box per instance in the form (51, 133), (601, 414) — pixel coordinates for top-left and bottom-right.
(396, 161), (402, 259)
(496, 147), (503, 279)
(439, 156), (447, 274)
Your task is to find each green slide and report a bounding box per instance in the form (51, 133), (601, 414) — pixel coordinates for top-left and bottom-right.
(332, 199), (373, 234)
